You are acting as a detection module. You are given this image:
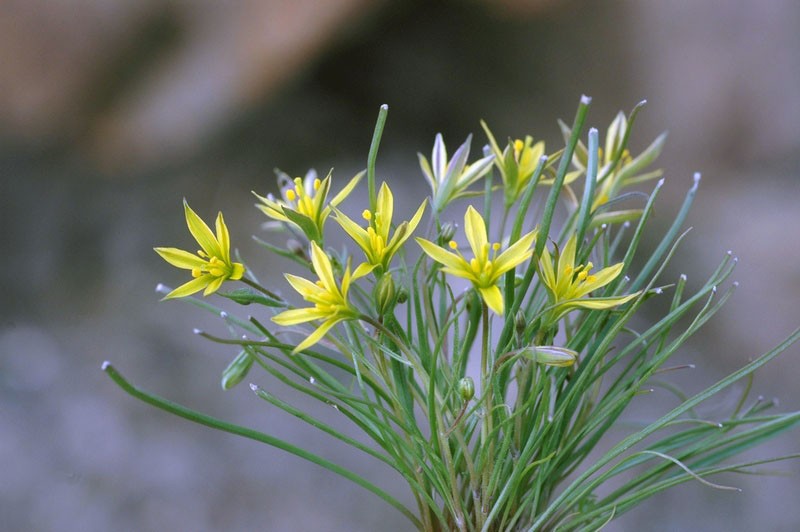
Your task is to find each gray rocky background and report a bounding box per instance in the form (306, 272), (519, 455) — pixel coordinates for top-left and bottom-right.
(2, 1), (798, 530)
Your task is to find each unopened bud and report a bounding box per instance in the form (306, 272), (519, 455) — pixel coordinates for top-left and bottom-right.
(439, 222), (456, 244)
(515, 311), (527, 336)
(516, 345), (577, 367)
(375, 274), (397, 316)
(286, 239), (306, 258)
(396, 287), (409, 304)
(221, 350), (255, 390)
(458, 377), (475, 401)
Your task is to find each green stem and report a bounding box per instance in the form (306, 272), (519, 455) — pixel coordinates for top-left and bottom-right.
(102, 362), (421, 529)
(367, 104), (389, 213)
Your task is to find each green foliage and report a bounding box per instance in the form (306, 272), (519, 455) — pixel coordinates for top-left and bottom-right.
(108, 97), (800, 531)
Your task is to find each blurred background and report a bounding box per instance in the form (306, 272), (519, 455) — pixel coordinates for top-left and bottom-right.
(2, 0), (799, 530)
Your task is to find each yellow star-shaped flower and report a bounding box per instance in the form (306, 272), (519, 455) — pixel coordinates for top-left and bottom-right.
(253, 169), (361, 243)
(154, 200), (245, 299)
(272, 242), (373, 353)
(538, 234), (639, 322)
(335, 182), (426, 274)
(417, 205), (536, 315)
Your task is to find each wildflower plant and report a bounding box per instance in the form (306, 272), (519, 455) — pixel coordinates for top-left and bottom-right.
(105, 99), (800, 531)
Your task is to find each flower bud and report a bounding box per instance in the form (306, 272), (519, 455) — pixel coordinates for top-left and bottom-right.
(396, 286), (409, 304)
(375, 274), (397, 316)
(221, 350), (255, 390)
(286, 238), (306, 258)
(458, 377), (475, 401)
(516, 345), (577, 367)
(515, 311), (527, 336)
(439, 222), (457, 244)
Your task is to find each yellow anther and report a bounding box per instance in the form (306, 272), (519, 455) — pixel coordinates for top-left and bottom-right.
(492, 243), (501, 252)
(313, 178), (321, 190)
(514, 139), (524, 152)
(285, 189), (297, 201)
(191, 268), (202, 278)
(578, 271), (588, 281)
(362, 210), (372, 221)
(449, 240), (458, 250)
(209, 267), (224, 277)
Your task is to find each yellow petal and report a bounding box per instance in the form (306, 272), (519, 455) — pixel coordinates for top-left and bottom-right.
(272, 307), (329, 326)
(492, 229), (536, 278)
(573, 262), (624, 298)
(464, 205), (488, 257)
(154, 247), (206, 270)
(388, 200), (427, 253)
(215, 212), (231, 264)
(285, 273), (322, 298)
(538, 245), (557, 292)
(183, 200), (221, 258)
(334, 209), (371, 254)
(292, 318), (342, 354)
(203, 275), (226, 296)
(162, 275), (211, 300)
(555, 235), (577, 297)
(329, 171), (364, 208)
(309, 242), (337, 294)
(229, 262), (245, 280)
(479, 285), (504, 315)
(376, 182), (394, 240)
(417, 238), (470, 273)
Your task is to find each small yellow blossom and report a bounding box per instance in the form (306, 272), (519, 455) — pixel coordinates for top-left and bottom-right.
(481, 121), (552, 206)
(253, 169), (362, 243)
(335, 182), (426, 274)
(154, 200), (245, 299)
(272, 242), (373, 353)
(538, 234), (639, 322)
(417, 205), (536, 315)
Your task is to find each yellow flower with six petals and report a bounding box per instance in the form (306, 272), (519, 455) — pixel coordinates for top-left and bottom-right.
(417, 205), (536, 315)
(272, 241), (372, 353)
(253, 169), (361, 244)
(538, 234), (639, 323)
(335, 182), (426, 274)
(154, 200), (245, 299)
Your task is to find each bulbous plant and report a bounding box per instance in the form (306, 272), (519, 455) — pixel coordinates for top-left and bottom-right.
(104, 98), (800, 531)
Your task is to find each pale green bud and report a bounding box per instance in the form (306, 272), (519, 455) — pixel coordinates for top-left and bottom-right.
(439, 222), (456, 244)
(375, 274), (396, 316)
(221, 350), (255, 390)
(516, 345), (577, 367)
(396, 286), (409, 304)
(458, 377), (475, 401)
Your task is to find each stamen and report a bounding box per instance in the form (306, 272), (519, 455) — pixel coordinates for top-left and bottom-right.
(313, 178), (321, 190)
(492, 243), (501, 252)
(362, 210), (372, 221)
(191, 268), (202, 278)
(449, 240), (458, 250)
(285, 189), (297, 201)
(514, 139), (524, 153)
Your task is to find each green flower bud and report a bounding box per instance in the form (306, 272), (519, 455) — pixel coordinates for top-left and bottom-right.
(439, 222), (456, 244)
(221, 350), (255, 390)
(516, 345), (577, 367)
(375, 274), (397, 316)
(396, 287), (409, 304)
(458, 377), (475, 401)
